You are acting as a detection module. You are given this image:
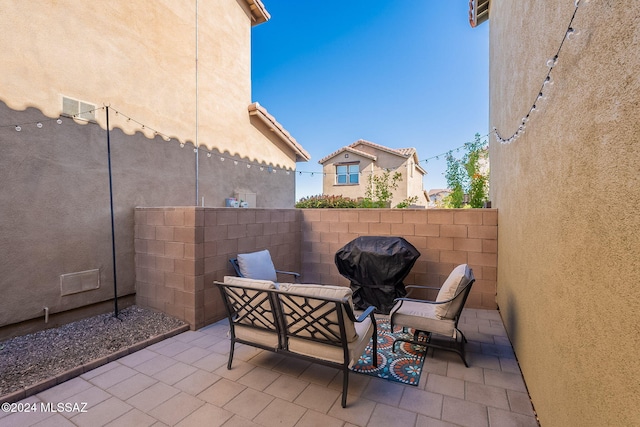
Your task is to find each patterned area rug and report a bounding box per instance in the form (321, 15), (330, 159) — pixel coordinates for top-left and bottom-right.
(351, 319), (426, 386)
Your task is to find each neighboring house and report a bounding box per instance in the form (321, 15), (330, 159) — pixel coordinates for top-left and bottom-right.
(427, 189), (451, 208)
(319, 140), (429, 207)
(0, 0), (309, 336)
(480, 0), (639, 426)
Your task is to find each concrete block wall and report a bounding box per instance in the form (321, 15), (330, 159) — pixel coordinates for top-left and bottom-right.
(134, 207), (300, 329)
(299, 209), (498, 309)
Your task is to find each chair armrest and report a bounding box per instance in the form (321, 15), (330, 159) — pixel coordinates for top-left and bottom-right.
(355, 306), (376, 323)
(275, 270), (301, 283)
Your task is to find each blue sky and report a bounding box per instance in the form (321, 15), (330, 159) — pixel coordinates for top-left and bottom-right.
(251, 1), (489, 201)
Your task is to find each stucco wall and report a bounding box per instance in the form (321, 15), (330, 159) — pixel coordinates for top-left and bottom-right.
(0, 103), (294, 333)
(489, 1), (640, 426)
(0, 0), (297, 169)
(0, 0), (303, 334)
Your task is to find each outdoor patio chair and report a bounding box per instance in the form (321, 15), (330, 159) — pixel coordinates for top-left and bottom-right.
(230, 249), (300, 283)
(389, 264), (475, 366)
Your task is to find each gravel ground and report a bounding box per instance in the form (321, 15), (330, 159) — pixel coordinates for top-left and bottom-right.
(0, 306), (187, 396)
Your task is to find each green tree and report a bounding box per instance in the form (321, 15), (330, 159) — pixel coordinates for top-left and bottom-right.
(363, 170), (401, 208)
(443, 133), (489, 208)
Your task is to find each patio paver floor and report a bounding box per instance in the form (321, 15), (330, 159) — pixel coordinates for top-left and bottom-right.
(0, 309), (538, 427)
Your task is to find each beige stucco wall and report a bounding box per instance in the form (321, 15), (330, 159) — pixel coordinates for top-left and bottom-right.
(0, 0), (302, 334)
(0, 0), (296, 169)
(489, 1), (640, 426)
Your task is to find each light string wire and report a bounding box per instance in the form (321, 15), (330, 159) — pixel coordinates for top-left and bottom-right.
(0, 105), (294, 175)
(2, 104), (489, 179)
(493, 0), (583, 144)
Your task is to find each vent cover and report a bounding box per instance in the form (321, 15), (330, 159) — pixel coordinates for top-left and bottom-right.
(62, 96), (96, 121)
(60, 269), (100, 296)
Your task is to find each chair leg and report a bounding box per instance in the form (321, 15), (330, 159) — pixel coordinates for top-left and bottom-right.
(393, 330), (469, 367)
(342, 367), (349, 408)
(227, 341), (235, 370)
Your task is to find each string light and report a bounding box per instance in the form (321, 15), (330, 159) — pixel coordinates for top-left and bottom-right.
(1, 105), (297, 177)
(493, 1), (582, 144)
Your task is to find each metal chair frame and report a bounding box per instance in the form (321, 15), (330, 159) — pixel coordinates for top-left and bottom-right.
(229, 258), (301, 283)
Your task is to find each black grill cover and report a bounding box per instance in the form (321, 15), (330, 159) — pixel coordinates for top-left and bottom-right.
(335, 236), (420, 314)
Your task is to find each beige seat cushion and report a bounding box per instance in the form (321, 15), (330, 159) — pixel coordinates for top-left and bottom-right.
(434, 264), (472, 319)
(287, 316), (374, 367)
(391, 301), (456, 337)
(278, 284), (357, 342)
(223, 275), (275, 289)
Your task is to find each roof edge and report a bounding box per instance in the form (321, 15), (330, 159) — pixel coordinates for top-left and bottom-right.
(243, 0), (270, 26)
(248, 102), (311, 162)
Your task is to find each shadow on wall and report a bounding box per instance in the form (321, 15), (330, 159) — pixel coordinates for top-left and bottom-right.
(0, 101), (295, 337)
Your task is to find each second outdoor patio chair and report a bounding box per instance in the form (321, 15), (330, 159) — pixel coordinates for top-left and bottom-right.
(389, 264), (475, 366)
(230, 249), (300, 283)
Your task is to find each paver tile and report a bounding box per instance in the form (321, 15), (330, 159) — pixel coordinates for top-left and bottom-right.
(442, 396), (489, 427)
(147, 392), (205, 425)
(173, 370), (221, 396)
(368, 403), (418, 427)
(294, 383), (340, 413)
(175, 403), (234, 427)
(223, 387), (274, 419)
(106, 373), (157, 400)
(71, 397), (131, 427)
(255, 398), (306, 427)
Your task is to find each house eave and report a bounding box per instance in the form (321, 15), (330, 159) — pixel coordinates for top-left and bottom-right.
(248, 102), (310, 162)
(243, 0), (270, 26)
(469, 0), (490, 28)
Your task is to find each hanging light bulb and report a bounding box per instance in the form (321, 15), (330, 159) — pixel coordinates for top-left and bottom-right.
(259, 166), (264, 171)
(193, 148), (198, 153)
(220, 157), (225, 161)
(233, 160), (238, 165)
(15, 125), (21, 131)
(36, 122), (43, 128)
(180, 142), (185, 148)
(57, 119), (62, 124)
(543, 75), (553, 86)
(207, 152), (211, 157)
(566, 27), (576, 40)
(546, 55), (558, 68)
(286, 171), (290, 175)
(246, 164), (251, 168)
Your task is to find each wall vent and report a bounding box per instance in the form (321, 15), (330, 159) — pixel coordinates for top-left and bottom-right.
(62, 96), (96, 121)
(60, 269), (100, 296)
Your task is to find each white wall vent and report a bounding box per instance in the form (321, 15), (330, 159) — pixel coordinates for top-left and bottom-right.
(60, 269), (100, 296)
(62, 96), (96, 121)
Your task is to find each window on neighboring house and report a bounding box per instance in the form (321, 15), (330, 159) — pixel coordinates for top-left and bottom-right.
(62, 96), (96, 121)
(336, 163), (359, 184)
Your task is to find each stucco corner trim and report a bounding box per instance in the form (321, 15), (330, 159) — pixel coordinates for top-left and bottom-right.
(243, 0), (270, 26)
(248, 102), (311, 162)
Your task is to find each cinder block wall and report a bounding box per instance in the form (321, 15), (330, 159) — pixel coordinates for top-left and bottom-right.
(134, 207), (300, 329)
(299, 209), (497, 309)
(135, 207), (496, 329)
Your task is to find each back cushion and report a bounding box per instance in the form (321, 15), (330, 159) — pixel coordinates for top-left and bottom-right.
(223, 275), (275, 289)
(237, 249), (278, 282)
(279, 284), (358, 342)
(434, 264), (473, 319)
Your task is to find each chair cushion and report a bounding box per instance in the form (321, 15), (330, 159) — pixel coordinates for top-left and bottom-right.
(287, 316), (374, 367)
(391, 301), (457, 337)
(236, 249), (278, 282)
(223, 275), (275, 289)
(434, 264), (472, 319)
(278, 284), (358, 342)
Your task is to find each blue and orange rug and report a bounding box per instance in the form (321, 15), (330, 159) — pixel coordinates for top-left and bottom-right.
(351, 319), (427, 386)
